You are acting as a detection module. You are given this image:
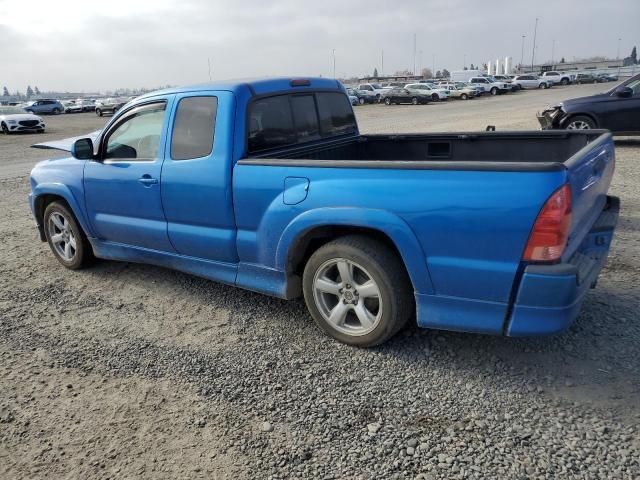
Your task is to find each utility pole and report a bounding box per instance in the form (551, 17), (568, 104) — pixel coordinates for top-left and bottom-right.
(520, 35), (525, 71)
(432, 54), (435, 76)
(464, 54), (466, 69)
(551, 39), (555, 64)
(617, 38), (621, 59)
(207, 58), (212, 81)
(419, 50), (423, 74)
(381, 49), (384, 76)
(413, 33), (417, 75)
(531, 17), (538, 71)
(332, 49), (336, 78)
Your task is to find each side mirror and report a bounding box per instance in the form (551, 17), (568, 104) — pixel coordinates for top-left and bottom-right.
(71, 138), (94, 160)
(615, 86), (633, 98)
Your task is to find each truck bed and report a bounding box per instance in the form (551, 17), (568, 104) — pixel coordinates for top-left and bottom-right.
(243, 130), (607, 172)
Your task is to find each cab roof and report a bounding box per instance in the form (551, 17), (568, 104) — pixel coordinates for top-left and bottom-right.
(136, 77), (344, 100)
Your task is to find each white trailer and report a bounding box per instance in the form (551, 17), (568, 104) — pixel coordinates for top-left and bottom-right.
(450, 70), (485, 83)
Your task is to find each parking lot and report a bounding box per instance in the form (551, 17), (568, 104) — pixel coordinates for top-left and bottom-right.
(1, 83), (639, 479)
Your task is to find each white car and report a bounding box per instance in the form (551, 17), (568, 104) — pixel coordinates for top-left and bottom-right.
(512, 75), (552, 90)
(541, 71), (573, 86)
(468, 76), (511, 95)
(357, 83), (389, 100)
(63, 100), (84, 113)
(0, 106), (45, 134)
(404, 83), (450, 101)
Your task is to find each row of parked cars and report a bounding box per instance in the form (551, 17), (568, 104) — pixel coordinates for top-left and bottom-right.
(345, 70), (620, 106)
(0, 96), (132, 134)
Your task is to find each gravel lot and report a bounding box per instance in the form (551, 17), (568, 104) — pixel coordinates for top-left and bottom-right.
(1, 84), (639, 479)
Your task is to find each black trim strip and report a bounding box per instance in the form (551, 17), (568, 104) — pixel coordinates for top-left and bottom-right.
(237, 158), (566, 172)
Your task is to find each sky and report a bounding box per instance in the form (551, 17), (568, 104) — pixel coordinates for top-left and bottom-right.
(1, 0), (638, 93)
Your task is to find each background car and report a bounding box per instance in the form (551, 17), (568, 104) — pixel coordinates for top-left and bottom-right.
(380, 88), (430, 105)
(346, 91), (359, 106)
(346, 88), (374, 105)
(537, 73), (640, 133)
(23, 99), (64, 115)
(94, 97), (128, 116)
(438, 83), (476, 99)
(575, 73), (597, 84)
(63, 100), (84, 113)
(455, 81), (485, 96)
(512, 75), (552, 90)
(540, 71), (573, 86)
(404, 83), (449, 101)
(0, 105), (45, 133)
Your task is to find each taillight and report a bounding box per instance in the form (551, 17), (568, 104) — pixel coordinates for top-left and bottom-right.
(523, 184), (572, 263)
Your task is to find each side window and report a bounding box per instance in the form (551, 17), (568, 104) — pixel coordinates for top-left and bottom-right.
(316, 92), (357, 136)
(104, 102), (166, 161)
(290, 95), (320, 141)
(248, 95), (296, 152)
(626, 79), (640, 96)
(171, 96), (217, 160)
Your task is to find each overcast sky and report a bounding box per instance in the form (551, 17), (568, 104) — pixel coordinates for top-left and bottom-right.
(1, 0), (638, 93)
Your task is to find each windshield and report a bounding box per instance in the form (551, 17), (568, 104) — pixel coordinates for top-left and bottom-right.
(370, 83), (382, 89)
(0, 106), (28, 114)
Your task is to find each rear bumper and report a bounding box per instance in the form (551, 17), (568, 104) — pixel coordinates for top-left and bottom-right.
(506, 196), (619, 336)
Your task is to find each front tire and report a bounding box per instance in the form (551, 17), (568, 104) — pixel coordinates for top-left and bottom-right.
(565, 115), (596, 130)
(43, 202), (93, 270)
(561, 78), (569, 86)
(52, 108), (61, 115)
(431, 93), (439, 101)
(411, 97), (418, 105)
(460, 93), (468, 100)
(1, 122), (9, 134)
(490, 87), (498, 95)
(358, 97), (365, 105)
(96, 108), (103, 116)
(384, 98), (391, 105)
(302, 235), (413, 347)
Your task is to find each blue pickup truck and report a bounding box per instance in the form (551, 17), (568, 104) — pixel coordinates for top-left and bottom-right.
(29, 77), (619, 347)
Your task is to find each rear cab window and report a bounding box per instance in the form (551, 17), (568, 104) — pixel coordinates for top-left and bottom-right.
(247, 91), (356, 154)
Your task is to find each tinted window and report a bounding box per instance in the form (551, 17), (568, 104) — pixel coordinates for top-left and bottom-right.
(316, 92), (357, 137)
(171, 96), (217, 160)
(248, 96), (296, 152)
(290, 95), (320, 141)
(105, 102), (166, 161)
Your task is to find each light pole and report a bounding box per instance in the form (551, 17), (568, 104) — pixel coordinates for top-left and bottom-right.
(531, 18), (538, 71)
(520, 35), (525, 71)
(381, 49), (384, 76)
(464, 54), (466, 69)
(332, 49), (336, 78)
(551, 39), (555, 65)
(413, 33), (417, 75)
(617, 38), (621, 59)
(432, 54), (435, 77)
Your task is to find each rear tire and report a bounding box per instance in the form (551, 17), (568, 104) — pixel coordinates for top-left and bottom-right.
(358, 97), (365, 105)
(411, 97), (418, 105)
(460, 93), (468, 100)
(302, 235), (413, 347)
(384, 98), (391, 105)
(52, 108), (61, 115)
(561, 78), (569, 86)
(96, 108), (103, 116)
(431, 93), (439, 101)
(43, 201), (94, 270)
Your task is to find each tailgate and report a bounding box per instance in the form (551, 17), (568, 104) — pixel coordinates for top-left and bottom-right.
(563, 132), (615, 259)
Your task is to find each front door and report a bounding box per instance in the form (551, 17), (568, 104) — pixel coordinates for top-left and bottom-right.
(600, 78), (640, 132)
(83, 99), (175, 252)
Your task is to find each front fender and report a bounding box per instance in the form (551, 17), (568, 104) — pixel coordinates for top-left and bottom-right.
(276, 207), (435, 294)
(31, 183), (94, 238)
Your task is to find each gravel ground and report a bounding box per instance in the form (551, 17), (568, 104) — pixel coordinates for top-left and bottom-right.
(1, 85), (639, 479)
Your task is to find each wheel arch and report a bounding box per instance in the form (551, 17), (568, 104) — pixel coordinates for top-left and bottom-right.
(32, 185), (93, 241)
(277, 208), (435, 298)
(560, 112), (599, 129)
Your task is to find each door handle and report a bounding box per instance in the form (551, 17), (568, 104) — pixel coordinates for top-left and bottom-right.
(138, 175), (158, 186)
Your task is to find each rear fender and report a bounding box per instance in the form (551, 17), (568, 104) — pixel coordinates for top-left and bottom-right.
(276, 208), (435, 294)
